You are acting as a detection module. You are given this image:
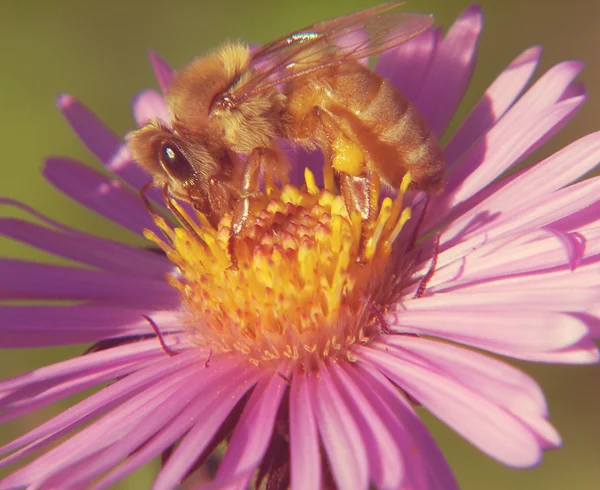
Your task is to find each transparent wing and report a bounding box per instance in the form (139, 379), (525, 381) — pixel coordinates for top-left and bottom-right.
(219, 2), (434, 104)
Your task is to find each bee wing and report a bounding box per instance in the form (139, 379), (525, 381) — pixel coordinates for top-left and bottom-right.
(221, 2), (434, 104)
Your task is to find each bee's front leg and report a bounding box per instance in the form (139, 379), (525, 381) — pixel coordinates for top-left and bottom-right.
(227, 148), (266, 269)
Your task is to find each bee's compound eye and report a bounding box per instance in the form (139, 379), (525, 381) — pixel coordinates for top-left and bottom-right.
(159, 141), (193, 181)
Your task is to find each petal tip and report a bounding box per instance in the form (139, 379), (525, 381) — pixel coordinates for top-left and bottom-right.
(462, 4), (484, 25)
(56, 93), (75, 110)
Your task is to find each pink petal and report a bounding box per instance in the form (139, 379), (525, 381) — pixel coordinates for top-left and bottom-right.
(378, 340), (561, 450)
(375, 27), (439, 103)
(553, 198), (600, 232)
(0, 217), (171, 278)
(387, 308), (588, 356)
(0, 350), (200, 469)
(43, 158), (159, 236)
(444, 46), (541, 166)
(329, 363), (403, 490)
(0, 336), (187, 394)
(415, 5), (483, 137)
(359, 346), (543, 468)
(58, 360), (253, 489)
(402, 286), (599, 313)
(353, 362), (458, 490)
(0, 259), (176, 308)
(0, 305), (181, 347)
(428, 228), (600, 290)
(132, 89), (170, 126)
(444, 94), (584, 212)
(435, 261), (600, 290)
(442, 134), (600, 244)
(57, 95), (150, 189)
(309, 364), (369, 490)
(214, 371), (288, 490)
(148, 51), (175, 93)
(7, 365), (200, 489)
(153, 367), (263, 489)
(385, 336), (548, 417)
(289, 370), (321, 490)
(94, 362), (260, 489)
(0, 359), (154, 427)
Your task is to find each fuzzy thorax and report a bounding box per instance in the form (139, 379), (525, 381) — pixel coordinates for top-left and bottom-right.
(145, 163), (412, 371)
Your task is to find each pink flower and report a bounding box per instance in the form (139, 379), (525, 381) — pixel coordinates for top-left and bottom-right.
(1, 5), (599, 489)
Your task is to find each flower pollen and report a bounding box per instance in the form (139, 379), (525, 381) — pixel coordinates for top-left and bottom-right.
(145, 164), (413, 371)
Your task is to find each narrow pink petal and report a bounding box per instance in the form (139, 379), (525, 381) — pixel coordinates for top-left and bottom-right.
(0, 217), (171, 278)
(459, 177), (599, 254)
(444, 95), (584, 211)
(553, 199), (600, 232)
(415, 5), (483, 137)
(309, 364), (369, 490)
(444, 46), (541, 166)
(153, 367), (263, 489)
(378, 340), (560, 450)
(520, 339), (599, 364)
(433, 260), (600, 290)
(447, 58), (584, 194)
(148, 51), (175, 93)
(54, 360), (252, 489)
(442, 134), (600, 244)
(375, 27), (439, 103)
(57, 94), (122, 166)
(353, 362), (459, 490)
(329, 363), (403, 490)
(0, 350), (200, 468)
(57, 95), (150, 189)
(93, 362), (259, 490)
(6, 366), (199, 489)
(0, 259), (176, 308)
(289, 370), (321, 490)
(0, 335), (189, 394)
(402, 287), (599, 313)
(214, 371), (288, 490)
(132, 89), (170, 126)
(43, 158), (159, 236)
(359, 346), (543, 468)
(428, 228), (600, 290)
(385, 336), (548, 416)
(0, 359), (155, 427)
(387, 308), (588, 354)
(0, 305), (181, 347)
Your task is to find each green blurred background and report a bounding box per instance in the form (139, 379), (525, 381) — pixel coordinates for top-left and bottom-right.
(1, 0), (599, 488)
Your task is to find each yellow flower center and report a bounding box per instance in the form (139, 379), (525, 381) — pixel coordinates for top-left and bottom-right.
(145, 161), (412, 370)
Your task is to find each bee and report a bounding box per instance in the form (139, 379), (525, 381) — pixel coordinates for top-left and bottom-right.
(128, 2), (444, 252)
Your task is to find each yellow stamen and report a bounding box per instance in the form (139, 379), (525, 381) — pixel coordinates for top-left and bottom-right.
(146, 159), (414, 370)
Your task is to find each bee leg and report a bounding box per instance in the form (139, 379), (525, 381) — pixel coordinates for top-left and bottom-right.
(228, 148), (264, 269)
(313, 107), (376, 260)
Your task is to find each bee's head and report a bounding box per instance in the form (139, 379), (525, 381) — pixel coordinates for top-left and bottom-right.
(126, 122), (220, 207)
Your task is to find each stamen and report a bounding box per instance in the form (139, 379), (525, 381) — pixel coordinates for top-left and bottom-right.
(413, 233), (441, 299)
(144, 162), (418, 369)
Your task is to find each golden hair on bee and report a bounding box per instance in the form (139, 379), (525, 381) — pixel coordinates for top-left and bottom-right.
(127, 2), (443, 264)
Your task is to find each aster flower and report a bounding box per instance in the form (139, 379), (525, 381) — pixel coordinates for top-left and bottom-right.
(1, 4), (599, 490)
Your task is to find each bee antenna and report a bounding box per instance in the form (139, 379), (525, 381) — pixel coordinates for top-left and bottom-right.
(142, 315), (177, 356)
(413, 233), (441, 299)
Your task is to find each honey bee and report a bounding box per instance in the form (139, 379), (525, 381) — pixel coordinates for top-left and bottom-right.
(128, 2), (444, 250)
